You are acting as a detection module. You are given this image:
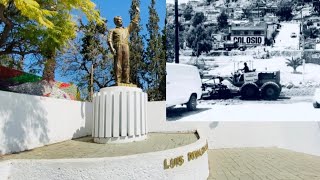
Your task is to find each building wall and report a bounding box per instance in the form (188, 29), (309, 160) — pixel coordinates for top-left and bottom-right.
(231, 34), (265, 45)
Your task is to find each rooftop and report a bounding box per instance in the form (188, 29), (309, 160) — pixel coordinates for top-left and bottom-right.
(231, 23), (267, 30)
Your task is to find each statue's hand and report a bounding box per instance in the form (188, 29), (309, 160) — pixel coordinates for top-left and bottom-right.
(111, 47), (116, 55)
(135, 6), (140, 13)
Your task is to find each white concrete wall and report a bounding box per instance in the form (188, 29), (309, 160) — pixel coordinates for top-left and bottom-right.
(0, 130), (209, 180)
(0, 161), (10, 180)
(0, 91), (93, 155)
(148, 102), (320, 156)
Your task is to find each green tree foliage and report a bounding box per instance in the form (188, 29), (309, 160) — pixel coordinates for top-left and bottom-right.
(286, 57), (303, 73)
(192, 12), (205, 27)
(57, 20), (112, 100)
(145, 0), (166, 101)
(165, 19), (175, 62)
(183, 4), (193, 21)
(0, 0), (103, 81)
(276, 0), (293, 21)
(217, 11), (228, 30)
(159, 27), (166, 101)
(129, 0), (144, 87)
(0, 54), (23, 70)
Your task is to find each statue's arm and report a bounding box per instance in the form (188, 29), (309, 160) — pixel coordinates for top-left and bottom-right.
(107, 30), (115, 54)
(128, 7), (140, 33)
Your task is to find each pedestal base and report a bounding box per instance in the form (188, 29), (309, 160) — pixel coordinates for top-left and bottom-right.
(92, 86), (148, 143)
(114, 83), (137, 87)
(94, 134), (147, 144)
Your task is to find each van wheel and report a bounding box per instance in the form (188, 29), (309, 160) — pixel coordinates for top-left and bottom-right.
(187, 95), (197, 111)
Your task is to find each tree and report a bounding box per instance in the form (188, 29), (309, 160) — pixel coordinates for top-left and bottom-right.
(186, 25), (214, 56)
(159, 27), (166, 100)
(183, 4), (193, 21)
(0, 54), (23, 70)
(145, 0), (166, 101)
(192, 12), (205, 27)
(276, 0), (293, 21)
(206, 0), (215, 5)
(217, 11), (229, 30)
(313, 1), (320, 15)
(286, 57), (303, 73)
(307, 20), (314, 26)
(165, 20), (175, 62)
(304, 27), (320, 39)
(0, 1), (103, 81)
(57, 20), (112, 100)
(129, 0), (144, 87)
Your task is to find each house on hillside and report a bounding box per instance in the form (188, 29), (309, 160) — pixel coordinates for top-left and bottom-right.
(188, 0), (200, 7)
(305, 16), (320, 29)
(264, 13), (278, 23)
(230, 22), (267, 46)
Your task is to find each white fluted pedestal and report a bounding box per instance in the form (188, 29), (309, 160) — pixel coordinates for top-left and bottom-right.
(92, 86), (148, 143)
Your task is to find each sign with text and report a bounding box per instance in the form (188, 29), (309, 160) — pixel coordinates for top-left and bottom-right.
(232, 36), (265, 45)
(244, 72), (258, 83)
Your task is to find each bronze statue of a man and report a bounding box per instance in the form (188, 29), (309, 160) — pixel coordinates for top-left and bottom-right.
(107, 6), (140, 86)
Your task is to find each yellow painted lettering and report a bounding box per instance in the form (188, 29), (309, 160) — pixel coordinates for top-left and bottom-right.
(164, 159), (170, 170)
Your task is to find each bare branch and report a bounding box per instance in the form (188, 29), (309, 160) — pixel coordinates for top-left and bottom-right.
(0, 4), (14, 47)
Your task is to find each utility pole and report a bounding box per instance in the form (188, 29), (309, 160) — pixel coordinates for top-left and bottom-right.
(257, 2), (260, 20)
(175, 0), (179, 64)
(300, 4), (305, 83)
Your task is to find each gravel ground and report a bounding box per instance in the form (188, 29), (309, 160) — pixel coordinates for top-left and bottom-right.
(198, 87), (315, 106)
(281, 87), (317, 97)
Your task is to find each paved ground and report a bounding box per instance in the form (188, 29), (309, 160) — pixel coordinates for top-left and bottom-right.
(0, 133), (197, 160)
(166, 96), (320, 122)
(208, 148), (320, 180)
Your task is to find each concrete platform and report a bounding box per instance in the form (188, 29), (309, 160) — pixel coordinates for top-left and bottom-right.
(208, 147), (320, 180)
(0, 133), (197, 160)
(0, 131), (209, 180)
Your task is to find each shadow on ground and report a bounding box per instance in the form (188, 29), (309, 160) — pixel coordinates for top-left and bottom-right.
(166, 107), (211, 121)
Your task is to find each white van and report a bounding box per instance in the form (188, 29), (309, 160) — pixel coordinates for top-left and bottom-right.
(313, 88), (320, 108)
(166, 63), (202, 111)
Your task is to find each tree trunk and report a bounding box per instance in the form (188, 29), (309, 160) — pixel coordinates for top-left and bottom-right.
(42, 53), (56, 82)
(293, 67), (297, 73)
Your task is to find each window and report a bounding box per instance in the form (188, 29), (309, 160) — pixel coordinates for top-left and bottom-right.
(244, 31), (248, 35)
(232, 31), (240, 35)
(254, 31), (262, 35)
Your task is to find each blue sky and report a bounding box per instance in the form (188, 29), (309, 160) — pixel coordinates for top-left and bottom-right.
(93, 0), (166, 31)
(55, 0), (166, 82)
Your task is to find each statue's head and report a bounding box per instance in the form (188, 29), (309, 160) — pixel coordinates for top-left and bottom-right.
(114, 16), (123, 27)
